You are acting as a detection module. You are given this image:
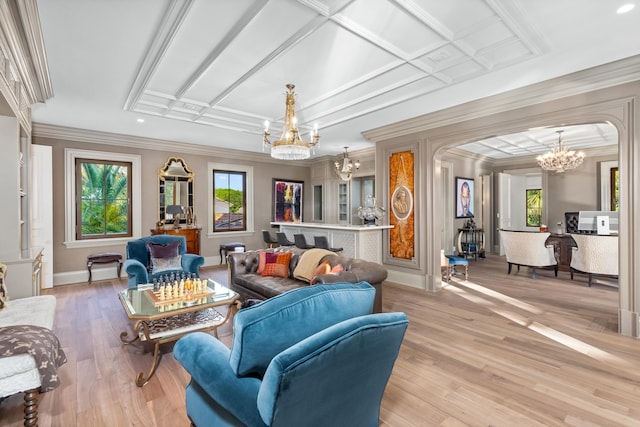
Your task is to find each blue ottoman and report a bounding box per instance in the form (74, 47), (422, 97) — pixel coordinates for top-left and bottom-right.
(445, 255), (468, 280)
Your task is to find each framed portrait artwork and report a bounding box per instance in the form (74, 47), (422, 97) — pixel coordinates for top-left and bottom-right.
(455, 177), (474, 218)
(273, 179), (303, 223)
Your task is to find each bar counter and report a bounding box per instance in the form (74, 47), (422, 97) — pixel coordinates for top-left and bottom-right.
(271, 222), (392, 263)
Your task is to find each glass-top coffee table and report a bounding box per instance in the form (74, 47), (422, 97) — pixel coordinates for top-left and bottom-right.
(118, 279), (240, 386)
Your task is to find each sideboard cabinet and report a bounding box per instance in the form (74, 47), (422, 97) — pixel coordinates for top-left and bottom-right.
(150, 227), (201, 255)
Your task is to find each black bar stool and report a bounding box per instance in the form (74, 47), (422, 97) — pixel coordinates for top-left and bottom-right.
(276, 232), (295, 246)
(294, 234), (315, 249)
(262, 230), (279, 248)
(314, 236), (343, 253)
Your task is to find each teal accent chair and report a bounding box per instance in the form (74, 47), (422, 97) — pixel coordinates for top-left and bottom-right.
(123, 235), (204, 288)
(174, 282), (408, 427)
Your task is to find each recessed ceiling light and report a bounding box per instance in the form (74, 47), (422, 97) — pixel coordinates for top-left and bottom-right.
(617, 3), (635, 13)
(136, 118), (145, 123)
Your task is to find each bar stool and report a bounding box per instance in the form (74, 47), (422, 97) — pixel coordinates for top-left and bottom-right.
(276, 232), (295, 246)
(294, 234), (315, 249)
(313, 236), (343, 253)
(262, 230), (279, 248)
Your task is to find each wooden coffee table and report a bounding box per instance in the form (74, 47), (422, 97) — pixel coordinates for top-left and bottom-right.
(118, 279), (240, 386)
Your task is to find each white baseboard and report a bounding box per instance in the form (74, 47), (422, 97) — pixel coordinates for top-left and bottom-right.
(52, 257), (222, 286)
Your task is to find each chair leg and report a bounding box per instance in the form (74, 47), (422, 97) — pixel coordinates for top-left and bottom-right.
(508, 263), (512, 274)
(464, 265), (468, 281)
(570, 268), (574, 280)
(23, 388), (38, 427)
(531, 267), (536, 279)
(588, 273), (593, 287)
(554, 266), (558, 277)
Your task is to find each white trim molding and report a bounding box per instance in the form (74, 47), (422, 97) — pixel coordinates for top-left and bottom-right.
(207, 162), (254, 238)
(63, 148), (142, 249)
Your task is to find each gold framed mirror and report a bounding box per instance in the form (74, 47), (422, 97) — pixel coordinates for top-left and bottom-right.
(158, 157), (194, 225)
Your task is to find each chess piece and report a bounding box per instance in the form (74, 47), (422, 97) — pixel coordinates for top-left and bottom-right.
(159, 285), (165, 300)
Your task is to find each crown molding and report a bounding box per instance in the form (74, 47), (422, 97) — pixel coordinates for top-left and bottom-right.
(32, 122), (315, 166)
(363, 55), (640, 142)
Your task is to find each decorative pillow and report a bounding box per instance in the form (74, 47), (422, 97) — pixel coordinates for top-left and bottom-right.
(151, 255), (182, 274)
(309, 262), (344, 284)
(256, 250), (267, 274)
(309, 260), (331, 284)
(0, 263), (7, 311)
(261, 263), (289, 278)
(146, 240), (181, 259)
(260, 252), (292, 278)
(330, 264), (344, 274)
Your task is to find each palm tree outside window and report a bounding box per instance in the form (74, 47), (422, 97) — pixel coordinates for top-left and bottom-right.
(526, 189), (542, 227)
(75, 159), (132, 239)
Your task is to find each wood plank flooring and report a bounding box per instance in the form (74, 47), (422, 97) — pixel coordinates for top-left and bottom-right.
(2, 255), (639, 426)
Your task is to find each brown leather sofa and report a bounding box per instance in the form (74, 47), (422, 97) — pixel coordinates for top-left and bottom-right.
(228, 247), (387, 312)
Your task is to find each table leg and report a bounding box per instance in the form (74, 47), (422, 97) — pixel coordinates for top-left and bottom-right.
(136, 341), (161, 387)
(119, 321), (140, 344)
(87, 261), (93, 284)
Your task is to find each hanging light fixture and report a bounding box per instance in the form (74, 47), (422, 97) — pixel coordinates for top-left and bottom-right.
(263, 84), (319, 160)
(536, 130), (585, 173)
(335, 147), (360, 181)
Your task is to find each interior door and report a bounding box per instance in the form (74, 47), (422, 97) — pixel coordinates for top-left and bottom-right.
(31, 144), (53, 288)
(497, 173), (527, 255)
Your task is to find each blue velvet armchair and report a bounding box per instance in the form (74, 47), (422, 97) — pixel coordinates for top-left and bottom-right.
(123, 235), (204, 288)
(174, 282), (408, 427)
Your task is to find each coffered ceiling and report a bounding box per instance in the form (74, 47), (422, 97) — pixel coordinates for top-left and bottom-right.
(31, 0), (640, 159)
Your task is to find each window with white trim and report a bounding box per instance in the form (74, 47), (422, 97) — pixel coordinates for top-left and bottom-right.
(65, 149), (141, 248)
(208, 162), (253, 236)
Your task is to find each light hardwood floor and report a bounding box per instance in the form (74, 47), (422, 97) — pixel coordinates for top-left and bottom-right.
(1, 255), (639, 426)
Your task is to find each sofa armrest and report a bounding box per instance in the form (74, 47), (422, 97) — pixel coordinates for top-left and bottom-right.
(174, 332), (264, 426)
(124, 259), (148, 283)
(229, 251), (260, 279)
(182, 254), (205, 273)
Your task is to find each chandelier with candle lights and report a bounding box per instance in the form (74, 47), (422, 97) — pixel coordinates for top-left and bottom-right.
(263, 84), (319, 160)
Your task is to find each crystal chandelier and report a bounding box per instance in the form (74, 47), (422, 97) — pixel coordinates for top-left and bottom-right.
(263, 84), (319, 160)
(536, 130), (585, 173)
(335, 147), (360, 181)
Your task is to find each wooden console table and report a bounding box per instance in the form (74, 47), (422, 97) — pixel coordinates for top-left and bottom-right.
(150, 226), (201, 254)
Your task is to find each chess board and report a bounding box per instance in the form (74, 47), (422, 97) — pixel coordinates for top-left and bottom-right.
(144, 287), (215, 306)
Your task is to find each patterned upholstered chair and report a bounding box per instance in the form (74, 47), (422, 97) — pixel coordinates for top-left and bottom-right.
(570, 234), (619, 287)
(123, 235), (204, 288)
(499, 230), (558, 278)
(0, 263), (61, 426)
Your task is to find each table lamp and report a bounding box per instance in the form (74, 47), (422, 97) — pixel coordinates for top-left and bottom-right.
(166, 205), (184, 229)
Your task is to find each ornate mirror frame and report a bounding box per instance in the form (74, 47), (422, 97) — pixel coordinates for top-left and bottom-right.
(158, 157), (194, 225)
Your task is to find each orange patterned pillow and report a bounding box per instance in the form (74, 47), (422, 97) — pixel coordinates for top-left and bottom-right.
(261, 262), (289, 278)
(260, 252), (292, 278)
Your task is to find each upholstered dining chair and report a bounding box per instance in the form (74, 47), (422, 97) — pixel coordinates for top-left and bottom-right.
(499, 230), (558, 278)
(123, 235), (204, 288)
(570, 234), (619, 287)
(174, 283), (408, 427)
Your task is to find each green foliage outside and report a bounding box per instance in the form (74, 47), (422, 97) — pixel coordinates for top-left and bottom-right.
(81, 162), (129, 236)
(215, 188), (243, 214)
(526, 189), (542, 227)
